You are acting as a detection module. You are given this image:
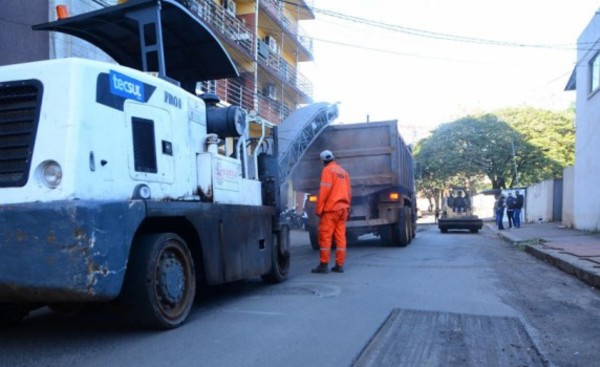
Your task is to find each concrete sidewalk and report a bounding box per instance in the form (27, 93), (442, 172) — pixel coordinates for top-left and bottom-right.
(486, 221), (600, 288)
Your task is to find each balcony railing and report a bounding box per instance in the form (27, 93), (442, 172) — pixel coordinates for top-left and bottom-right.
(261, 0), (314, 54)
(186, 0), (313, 99)
(197, 79), (292, 125)
(187, 0), (255, 56)
(257, 45), (313, 98)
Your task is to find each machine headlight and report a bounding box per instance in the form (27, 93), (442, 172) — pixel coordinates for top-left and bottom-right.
(40, 160), (63, 189)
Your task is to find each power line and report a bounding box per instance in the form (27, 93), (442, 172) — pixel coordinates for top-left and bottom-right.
(311, 7), (578, 50)
(277, 0), (600, 52)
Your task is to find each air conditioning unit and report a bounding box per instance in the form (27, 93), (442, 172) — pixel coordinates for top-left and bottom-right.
(196, 80), (217, 95)
(264, 84), (277, 100)
(266, 36), (278, 53)
(225, 0), (236, 15)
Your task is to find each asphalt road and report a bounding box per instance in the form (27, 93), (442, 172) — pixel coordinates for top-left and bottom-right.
(1, 224), (599, 367)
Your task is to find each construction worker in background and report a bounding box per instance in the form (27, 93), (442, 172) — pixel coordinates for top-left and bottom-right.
(312, 150), (351, 274)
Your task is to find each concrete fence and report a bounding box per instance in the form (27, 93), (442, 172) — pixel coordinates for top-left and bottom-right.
(525, 179), (554, 223)
(521, 166), (575, 227)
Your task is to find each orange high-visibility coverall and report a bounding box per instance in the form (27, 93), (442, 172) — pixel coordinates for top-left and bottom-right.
(316, 161), (351, 266)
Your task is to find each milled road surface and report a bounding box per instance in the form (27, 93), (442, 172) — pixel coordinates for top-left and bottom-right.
(0, 224), (599, 367)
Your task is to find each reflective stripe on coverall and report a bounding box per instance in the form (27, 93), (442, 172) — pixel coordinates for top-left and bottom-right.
(316, 161), (351, 266)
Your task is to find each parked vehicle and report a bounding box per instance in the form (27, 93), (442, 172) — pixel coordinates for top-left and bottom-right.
(0, 0), (289, 329)
(292, 121), (416, 248)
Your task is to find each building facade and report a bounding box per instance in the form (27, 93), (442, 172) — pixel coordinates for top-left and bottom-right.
(566, 10), (600, 231)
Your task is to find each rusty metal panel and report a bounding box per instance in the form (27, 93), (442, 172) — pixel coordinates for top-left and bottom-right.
(0, 200), (145, 302)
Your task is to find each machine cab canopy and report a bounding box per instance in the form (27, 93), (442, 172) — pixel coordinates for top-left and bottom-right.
(33, 0), (239, 93)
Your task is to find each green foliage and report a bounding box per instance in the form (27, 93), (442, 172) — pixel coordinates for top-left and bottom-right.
(414, 107), (575, 194)
(494, 107), (575, 184)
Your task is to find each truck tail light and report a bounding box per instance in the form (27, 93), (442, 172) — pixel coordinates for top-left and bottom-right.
(308, 195), (317, 203)
(389, 192), (399, 200)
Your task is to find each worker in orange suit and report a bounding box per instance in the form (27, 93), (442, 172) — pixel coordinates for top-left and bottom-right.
(312, 150), (351, 274)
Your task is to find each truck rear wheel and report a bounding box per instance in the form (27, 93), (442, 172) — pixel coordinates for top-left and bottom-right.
(381, 213), (410, 247)
(120, 233), (196, 329)
(262, 225), (290, 283)
(397, 209), (410, 247)
(309, 227), (319, 250)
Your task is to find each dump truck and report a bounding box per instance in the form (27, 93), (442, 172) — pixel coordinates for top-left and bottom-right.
(0, 0), (289, 329)
(292, 120), (416, 248)
(438, 186), (483, 233)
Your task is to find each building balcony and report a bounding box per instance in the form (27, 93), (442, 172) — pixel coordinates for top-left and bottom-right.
(185, 0), (313, 100)
(260, 0), (314, 57)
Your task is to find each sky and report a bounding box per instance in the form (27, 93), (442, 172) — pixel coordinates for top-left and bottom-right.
(301, 0), (599, 134)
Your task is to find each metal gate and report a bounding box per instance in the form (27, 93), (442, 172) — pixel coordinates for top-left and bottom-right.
(553, 178), (563, 222)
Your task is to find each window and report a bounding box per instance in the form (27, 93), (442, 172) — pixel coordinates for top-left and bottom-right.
(131, 117), (157, 173)
(589, 52), (600, 94)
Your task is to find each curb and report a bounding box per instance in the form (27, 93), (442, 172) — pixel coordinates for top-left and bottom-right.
(523, 244), (600, 288)
(494, 230), (600, 288)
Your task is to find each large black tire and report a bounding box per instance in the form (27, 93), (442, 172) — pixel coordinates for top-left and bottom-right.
(48, 303), (84, 317)
(470, 228), (479, 233)
(120, 233), (196, 329)
(410, 220), (416, 240)
(380, 210), (409, 247)
(0, 304), (29, 328)
(309, 227), (319, 250)
(397, 210), (410, 247)
(346, 232), (359, 245)
(380, 226), (392, 246)
(262, 225), (291, 283)
(440, 227), (448, 233)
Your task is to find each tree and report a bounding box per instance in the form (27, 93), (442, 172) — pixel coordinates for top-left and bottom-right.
(494, 107), (575, 185)
(414, 107), (574, 194)
(415, 114), (521, 190)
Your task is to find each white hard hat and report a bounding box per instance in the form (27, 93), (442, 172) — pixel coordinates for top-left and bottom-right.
(320, 150), (335, 161)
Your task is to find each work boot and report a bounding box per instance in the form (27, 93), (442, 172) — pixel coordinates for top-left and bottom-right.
(311, 263), (329, 274)
(331, 265), (344, 273)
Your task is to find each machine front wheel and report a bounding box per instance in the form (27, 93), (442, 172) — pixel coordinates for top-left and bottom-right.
(120, 233), (196, 329)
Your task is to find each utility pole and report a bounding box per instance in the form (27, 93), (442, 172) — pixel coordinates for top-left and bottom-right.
(511, 138), (519, 187)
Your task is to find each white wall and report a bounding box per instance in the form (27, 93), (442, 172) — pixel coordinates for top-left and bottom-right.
(573, 12), (600, 231)
(525, 180), (554, 223)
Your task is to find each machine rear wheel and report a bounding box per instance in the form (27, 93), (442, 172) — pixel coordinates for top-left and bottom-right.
(0, 304), (29, 328)
(120, 233), (196, 329)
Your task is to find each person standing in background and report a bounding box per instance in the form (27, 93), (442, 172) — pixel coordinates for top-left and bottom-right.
(513, 190), (524, 228)
(495, 194), (506, 230)
(506, 192), (516, 228)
